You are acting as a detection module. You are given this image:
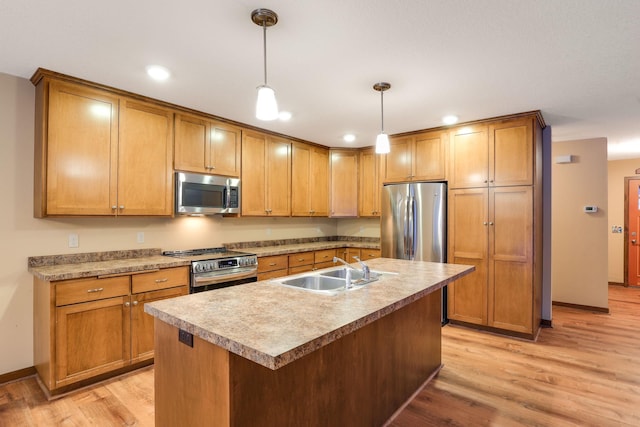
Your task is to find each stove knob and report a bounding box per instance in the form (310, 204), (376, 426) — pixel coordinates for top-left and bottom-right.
(206, 263), (213, 271)
(195, 264), (204, 273)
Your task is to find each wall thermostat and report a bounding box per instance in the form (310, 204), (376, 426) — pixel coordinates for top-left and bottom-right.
(583, 206), (598, 213)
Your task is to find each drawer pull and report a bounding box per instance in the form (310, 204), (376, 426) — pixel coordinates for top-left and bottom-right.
(124, 301), (130, 307)
(155, 278), (168, 283)
(297, 258), (305, 262)
(269, 263), (277, 266)
(132, 300), (139, 306)
(87, 288), (104, 293)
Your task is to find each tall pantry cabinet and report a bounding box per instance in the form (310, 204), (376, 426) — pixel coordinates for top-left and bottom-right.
(447, 114), (543, 339)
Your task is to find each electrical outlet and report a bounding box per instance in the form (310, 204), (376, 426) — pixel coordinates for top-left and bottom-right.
(68, 233), (79, 248)
(137, 232), (145, 243)
(612, 226), (623, 234)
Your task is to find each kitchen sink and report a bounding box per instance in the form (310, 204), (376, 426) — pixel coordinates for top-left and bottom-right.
(274, 268), (393, 295)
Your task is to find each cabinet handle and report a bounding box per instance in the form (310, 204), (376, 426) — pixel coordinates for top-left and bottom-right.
(111, 205), (117, 210)
(489, 222), (494, 226)
(119, 205), (125, 209)
(297, 258), (305, 262)
(132, 300), (139, 306)
(269, 262), (277, 266)
(87, 287), (104, 293)
(155, 278), (168, 283)
(124, 301), (130, 307)
(483, 222), (488, 226)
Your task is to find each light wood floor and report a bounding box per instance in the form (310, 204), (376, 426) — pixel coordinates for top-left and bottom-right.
(2, 285), (639, 426)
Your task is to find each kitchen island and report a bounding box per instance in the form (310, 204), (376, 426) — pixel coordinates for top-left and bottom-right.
(144, 258), (474, 426)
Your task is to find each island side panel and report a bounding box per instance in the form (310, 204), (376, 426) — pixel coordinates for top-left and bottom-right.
(229, 289), (442, 426)
(154, 320), (231, 427)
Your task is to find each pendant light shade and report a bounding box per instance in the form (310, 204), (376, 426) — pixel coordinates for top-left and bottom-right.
(252, 9), (279, 121)
(256, 85), (278, 121)
(373, 82), (391, 154)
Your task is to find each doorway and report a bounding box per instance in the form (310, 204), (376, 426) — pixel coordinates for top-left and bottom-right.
(625, 177), (640, 286)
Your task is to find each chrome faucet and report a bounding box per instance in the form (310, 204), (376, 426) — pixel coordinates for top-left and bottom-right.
(333, 256), (356, 289)
(352, 256), (371, 280)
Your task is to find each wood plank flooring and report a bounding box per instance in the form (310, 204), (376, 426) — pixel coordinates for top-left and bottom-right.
(1, 285), (639, 426)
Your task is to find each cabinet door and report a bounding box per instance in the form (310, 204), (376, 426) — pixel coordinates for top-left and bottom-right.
(330, 150), (358, 217)
(383, 136), (412, 183)
(55, 296), (130, 387)
(131, 286), (188, 363)
(447, 188), (489, 325)
(241, 131), (267, 216)
(118, 99), (173, 216)
(210, 121), (241, 177)
(174, 113), (208, 174)
(265, 137), (291, 216)
(489, 118), (533, 187)
(413, 130), (447, 181)
(359, 148), (381, 217)
(291, 143), (311, 216)
(488, 186), (533, 333)
(449, 125), (489, 189)
(309, 147), (329, 216)
(45, 80), (119, 215)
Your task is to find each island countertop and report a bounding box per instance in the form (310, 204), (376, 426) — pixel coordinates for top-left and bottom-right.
(144, 258), (474, 370)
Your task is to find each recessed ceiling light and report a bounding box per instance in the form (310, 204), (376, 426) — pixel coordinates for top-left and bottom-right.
(343, 134), (356, 143)
(278, 111), (292, 121)
(442, 115), (459, 125)
(146, 65), (171, 81)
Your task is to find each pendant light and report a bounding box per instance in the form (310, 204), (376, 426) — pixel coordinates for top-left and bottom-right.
(373, 82), (391, 154)
(252, 8), (279, 121)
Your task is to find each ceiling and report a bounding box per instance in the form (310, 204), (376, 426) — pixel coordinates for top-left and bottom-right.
(2, 0), (639, 160)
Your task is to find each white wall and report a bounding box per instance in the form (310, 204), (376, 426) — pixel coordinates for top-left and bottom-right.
(551, 138), (608, 309)
(0, 72), (342, 375)
(607, 158), (640, 283)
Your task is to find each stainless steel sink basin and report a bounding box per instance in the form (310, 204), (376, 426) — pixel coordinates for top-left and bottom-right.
(279, 275), (347, 293)
(319, 268), (380, 281)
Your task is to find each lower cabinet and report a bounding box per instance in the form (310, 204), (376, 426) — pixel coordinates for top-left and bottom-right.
(34, 266), (188, 394)
(257, 255), (289, 281)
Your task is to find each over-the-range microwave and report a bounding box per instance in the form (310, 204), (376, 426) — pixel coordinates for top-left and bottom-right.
(175, 172), (240, 215)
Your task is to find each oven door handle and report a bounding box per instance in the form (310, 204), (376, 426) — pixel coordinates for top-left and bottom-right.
(193, 269), (257, 286)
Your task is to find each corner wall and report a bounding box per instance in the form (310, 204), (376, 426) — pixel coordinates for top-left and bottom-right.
(551, 138), (608, 309)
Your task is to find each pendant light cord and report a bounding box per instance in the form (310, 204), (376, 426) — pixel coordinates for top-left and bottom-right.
(380, 90), (385, 133)
(262, 23), (268, 86)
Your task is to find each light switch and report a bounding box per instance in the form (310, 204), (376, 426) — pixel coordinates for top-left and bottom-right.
(68, 233), (79, 248)
(137, 232), (145, 243)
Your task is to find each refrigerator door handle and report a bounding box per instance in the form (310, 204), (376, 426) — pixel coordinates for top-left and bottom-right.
(403, 197), (409, 258)
(408, 196), (415, 260)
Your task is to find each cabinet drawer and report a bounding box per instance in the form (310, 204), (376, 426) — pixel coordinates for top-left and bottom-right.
(313, 261), (335, 270)
(314, 249), (336, 264)
(288, 251), (314, 268)
(289, 265), (314, 275)
(55, 276), (130, 307)
(131, 267), (189, 294)
(361, 249), (381, 259)
(258, 255), (288, 273)
(258, 269), (288, 281)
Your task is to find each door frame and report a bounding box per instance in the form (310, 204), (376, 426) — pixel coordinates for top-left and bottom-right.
(624, 175), (640, 286)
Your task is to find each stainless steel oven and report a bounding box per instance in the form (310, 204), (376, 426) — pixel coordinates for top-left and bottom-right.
(163, 248), (257, 293)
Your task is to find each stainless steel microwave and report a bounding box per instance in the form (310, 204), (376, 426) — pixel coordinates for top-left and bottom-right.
(175, 172), (240, 215)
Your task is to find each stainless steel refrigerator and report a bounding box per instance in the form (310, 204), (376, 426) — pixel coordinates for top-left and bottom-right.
(381, 182), (447, 321)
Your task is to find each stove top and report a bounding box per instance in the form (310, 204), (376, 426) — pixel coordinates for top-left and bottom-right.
(163, 247), (258, 273)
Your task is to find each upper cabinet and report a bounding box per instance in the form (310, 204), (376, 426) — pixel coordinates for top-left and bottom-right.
(174, 113), (241, 177)
(33, 77), (173, 217)
(383, 130), (447, 183)
(329, 150), (358, 217)
(291, 142), (329, 217)
(241, 130), (291, 216)
(449, 118), (533, 189)
(358, 148), (383, 217)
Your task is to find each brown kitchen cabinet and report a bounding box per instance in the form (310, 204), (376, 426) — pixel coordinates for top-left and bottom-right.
(329, 149), (359, 217)
(447, 113), (542, 339)
(257, 255), (289, 280)
(448, 118), (533, 189)
(34, 267), (188, 395)
(383, 130), (447, 183)
(358, 148), (383, 217)
(32, 73), (174, 217)
(174, 113), (241, 177)
(242, 130), (291, 216)
(313, 249), (336, 270)
(288, 251), (315, 274)
(291, 142), (329, 216)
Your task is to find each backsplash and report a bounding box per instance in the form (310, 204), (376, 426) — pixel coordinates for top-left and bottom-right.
(224, 236), (379, 249)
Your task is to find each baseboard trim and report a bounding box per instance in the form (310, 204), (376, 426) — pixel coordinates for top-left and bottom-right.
(0, 366), (36, 385)
(608, 282), (625, 287)
(552, 300), (609, 313)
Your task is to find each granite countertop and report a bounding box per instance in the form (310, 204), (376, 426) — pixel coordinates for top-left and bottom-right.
(144, 258), (474, 370)
(28, 249), (190, 281)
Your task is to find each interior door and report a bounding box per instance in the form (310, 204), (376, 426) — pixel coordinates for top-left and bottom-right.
(628, 178), (640, 286)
